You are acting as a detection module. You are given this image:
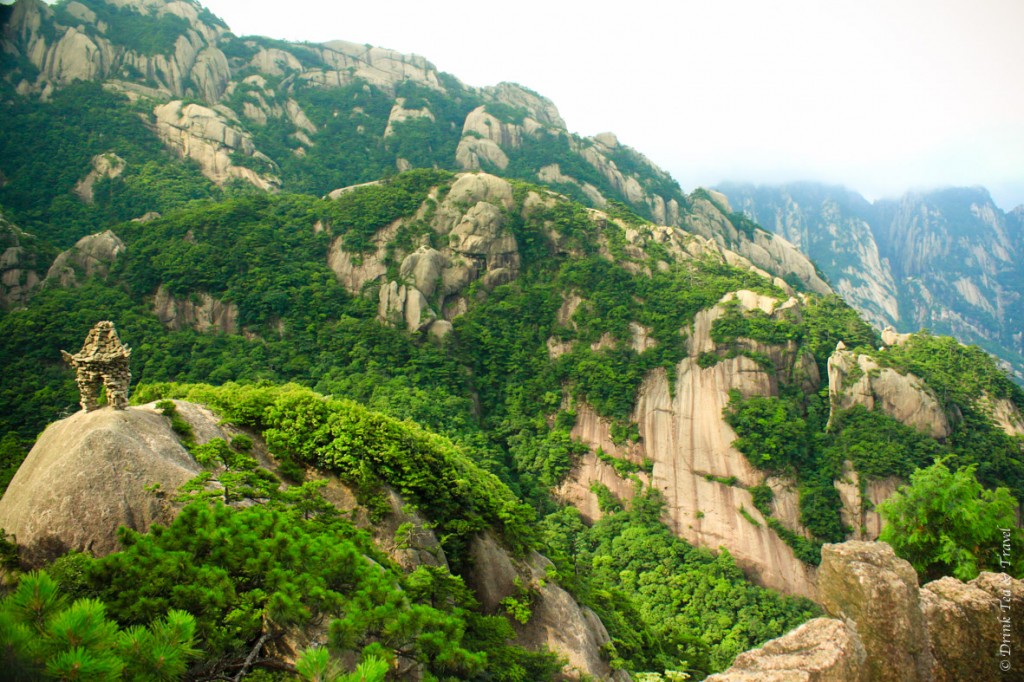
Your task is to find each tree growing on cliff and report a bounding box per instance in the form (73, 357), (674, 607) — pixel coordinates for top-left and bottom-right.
(878, 459), (1023, 581)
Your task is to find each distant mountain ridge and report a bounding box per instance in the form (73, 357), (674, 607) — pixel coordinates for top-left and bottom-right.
(0, 0), (829, 294)
(719, 181), (1024, 379)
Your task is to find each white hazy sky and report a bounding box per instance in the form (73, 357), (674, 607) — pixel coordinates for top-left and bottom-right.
(64, 0), (1024, 208)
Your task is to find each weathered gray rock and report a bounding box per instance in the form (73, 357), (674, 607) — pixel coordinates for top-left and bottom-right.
(832, 460), (899, 540)
(558, 291), (820, 599)
(921, 576), (1005, 681)
(465, 532), (629, 681)
(72, 152), (126, 204)
(818, 542), (931, 681)
(455, 135), (510, 171)
(383, 97), (435, 138)
(0, 215), (45, 308)
(377, 280), (437, 333)
(685, 194), (831, 296)
(152, 284), (239, 333)
(45, 230), (125, 287)
(827, 347), (950, 439)
(449, 202), (517, 258)
(714, 541), (1024, 681)
(399, 246), (446, 298)
(151, 100), (279, 190)
(0, 405), (203, 566)
(61, 320), (132, 411)
(705, 618), (868, 682)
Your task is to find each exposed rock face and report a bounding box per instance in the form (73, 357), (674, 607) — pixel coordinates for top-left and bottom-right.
(72, 152), (126, 204)
(705, 618), (868, 681)
(559, 291), (820, 598)
(827, 346), (950, 439)
(382, 97), (434, 138)
(61, 320), (132, 411)
(151, 100), (279, 190)
(818, 542), (931, 681)
(45, 230), (125, 287)
(3, 0), (231, 101)
(378, 280), (436, 332)
(832, 461), (899, 540)
(722, 182), (1024, 383)
(685, 193), (831, 296)
(153, 284), (239, 333)
(711, 540), (1024, 682)
(348, 173), (522, 337)
(920, 574), (1023, 681)
(465, 532), (629, 682)
(0, 214), (45, 308)
(0, 405), (203, 566)
(723, 183), (899, 330)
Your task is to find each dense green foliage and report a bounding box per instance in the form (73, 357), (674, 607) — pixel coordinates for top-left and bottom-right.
(540, 493), (818, 678)
(822, 405), (943, 480)
(0, 83), (221, 247)
(138, 382), (538, 565)
(869, 333), (1024, 499)
(33, 422), (563, 681)
(878, 460), (1023, 581)
(53, 1), (192, 56)
(0, 570), (198, 680)
(5, 14), (1024, 675)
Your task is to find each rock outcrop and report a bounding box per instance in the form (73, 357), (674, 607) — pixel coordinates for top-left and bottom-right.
(685, 192), (831, 296)
(0, 214), (46, 308)
(465, 532), (630, 682)
(61, 321), (132, 412)
(152, 284), (239, 333)
(0, 404), (205, 566)
(722, 182), (1024, 384)
(705, 618), (868, 681)
(151, 100), (279, 190)
(709, 541), (1024, 682)
(818, 542), (932, 681)
(324, 173), (522, 338)
(559, 290), (820, 598)
(832, 461), (899, 540)
(72, 152), (126, 204)
(44, 229), (125, 287)
(827, 345), (950, 439)
(2, 0), (231, 101)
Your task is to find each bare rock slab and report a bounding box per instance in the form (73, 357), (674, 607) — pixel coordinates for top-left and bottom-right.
(0, 407), (201, 566)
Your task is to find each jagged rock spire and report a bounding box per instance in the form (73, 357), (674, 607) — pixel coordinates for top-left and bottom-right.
(61, 321), (132, 411)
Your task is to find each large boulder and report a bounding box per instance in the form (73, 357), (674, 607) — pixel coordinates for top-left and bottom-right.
(922, 572), (1024, 681)
(713, 540), (1024, 681)
(818, 541), (932, 681)
(151, 100), (279, 190)
(45, 230), (125, 287)
(0, 215), (45, 308)
(704, 618), (867, 682)
(152, 284), (239, 333)
(0, 405), (205, 566)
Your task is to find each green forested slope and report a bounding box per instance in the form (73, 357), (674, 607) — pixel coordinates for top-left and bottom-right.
(1, 1), (1023, 679)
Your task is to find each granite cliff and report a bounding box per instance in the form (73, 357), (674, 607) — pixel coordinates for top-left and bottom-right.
(721, 182), (1024, 381)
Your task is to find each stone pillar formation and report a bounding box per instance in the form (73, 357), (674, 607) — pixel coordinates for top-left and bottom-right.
(61, 321), (132, 411)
